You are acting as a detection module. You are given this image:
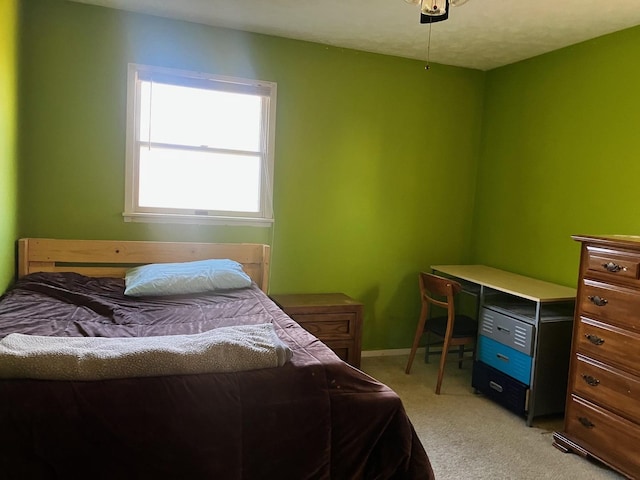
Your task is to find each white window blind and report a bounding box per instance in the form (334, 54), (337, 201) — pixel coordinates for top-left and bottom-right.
(124, 64), (277, 226)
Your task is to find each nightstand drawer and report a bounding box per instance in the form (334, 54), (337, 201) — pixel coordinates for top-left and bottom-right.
(288, 313), (356, 339)
(322, 340), (351, 363)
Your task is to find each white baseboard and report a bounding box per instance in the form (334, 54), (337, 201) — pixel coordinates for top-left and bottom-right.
(362, 347), (424, 358)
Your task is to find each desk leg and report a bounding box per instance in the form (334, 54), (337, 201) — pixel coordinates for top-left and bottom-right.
(526, 409), (535, 427)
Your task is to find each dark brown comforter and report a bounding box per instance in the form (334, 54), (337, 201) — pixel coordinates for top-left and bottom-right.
(0, 273), (433, 480)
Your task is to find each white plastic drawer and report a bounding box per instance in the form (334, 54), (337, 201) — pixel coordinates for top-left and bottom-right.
(480, 307), (535, 355)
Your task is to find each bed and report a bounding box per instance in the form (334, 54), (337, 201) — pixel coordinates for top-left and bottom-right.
(0, 238), (433, 479)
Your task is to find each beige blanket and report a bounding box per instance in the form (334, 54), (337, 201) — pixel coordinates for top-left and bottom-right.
(0, 324), (292, 381)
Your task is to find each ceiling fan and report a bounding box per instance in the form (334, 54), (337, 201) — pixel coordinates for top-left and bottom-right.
(405, 0), (470, 24)
(404, 0), (471, 69)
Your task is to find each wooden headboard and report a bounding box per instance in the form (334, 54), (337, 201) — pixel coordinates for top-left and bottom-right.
(18, 238), (271, 293)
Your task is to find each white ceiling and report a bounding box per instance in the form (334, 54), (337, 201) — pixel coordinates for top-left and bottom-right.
(68, 0), (640, 71)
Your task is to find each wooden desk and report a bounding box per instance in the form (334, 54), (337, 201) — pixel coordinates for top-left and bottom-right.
(432, 265), (577, 426)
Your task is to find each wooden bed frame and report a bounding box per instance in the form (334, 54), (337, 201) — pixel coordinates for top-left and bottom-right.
(18, 238), (271, 293)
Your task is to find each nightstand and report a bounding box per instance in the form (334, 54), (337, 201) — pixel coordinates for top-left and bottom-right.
(270, 293), (363, 368)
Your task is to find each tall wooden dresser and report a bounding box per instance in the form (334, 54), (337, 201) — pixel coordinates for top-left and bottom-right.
(554, 235), (640, 479)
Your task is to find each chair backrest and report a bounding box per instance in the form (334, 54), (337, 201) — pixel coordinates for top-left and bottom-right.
(413, 272), (474, 393)
(419, 272), (462, 312)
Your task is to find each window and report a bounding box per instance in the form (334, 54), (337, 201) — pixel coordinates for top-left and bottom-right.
(124, 64), (277, 226)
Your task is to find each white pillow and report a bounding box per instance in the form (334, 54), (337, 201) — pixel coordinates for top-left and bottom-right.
(124, 259), (252, 297)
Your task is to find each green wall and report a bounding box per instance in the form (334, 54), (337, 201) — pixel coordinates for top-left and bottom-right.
(472, 26), (640, 287)
(0, 0), (19, 291)
(18, 0), (485, 350)
(16, 0), (640, 350)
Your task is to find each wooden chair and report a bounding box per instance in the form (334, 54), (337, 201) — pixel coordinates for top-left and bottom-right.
(405, 272), (477, 394)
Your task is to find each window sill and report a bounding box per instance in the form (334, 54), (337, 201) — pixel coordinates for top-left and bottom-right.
(122, 212), (274, 227)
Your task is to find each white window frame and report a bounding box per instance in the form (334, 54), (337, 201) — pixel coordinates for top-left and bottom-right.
(123, 63), (277, 226)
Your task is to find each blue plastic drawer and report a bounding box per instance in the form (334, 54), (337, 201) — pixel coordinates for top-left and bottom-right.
(477, 335), (532, 385)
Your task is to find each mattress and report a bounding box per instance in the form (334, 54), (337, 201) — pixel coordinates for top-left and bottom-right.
(0, 272), (433, 479)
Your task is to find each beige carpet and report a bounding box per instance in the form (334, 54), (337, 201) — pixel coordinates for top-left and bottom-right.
(360, 355), (624, 480)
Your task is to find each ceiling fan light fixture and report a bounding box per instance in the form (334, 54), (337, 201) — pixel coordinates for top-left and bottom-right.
(404, 0), (470, 69)
(420, 0), (447, 16)
(420, 0), (449, 24)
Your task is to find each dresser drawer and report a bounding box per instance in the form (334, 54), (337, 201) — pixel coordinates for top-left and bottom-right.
(480, 307), (535, 355)
(586, 246), (640, 283)
(289, 313), (356, 340)
(472, 361), (528, 416)
(572, 354), (640, 422)
(575, 316), (640, 376)
(477, 335), (532, 385)
(565, 395), (640, 478)
(580, 279), (640, 333)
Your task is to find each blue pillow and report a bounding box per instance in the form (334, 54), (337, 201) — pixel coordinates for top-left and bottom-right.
(124, 259), (252, 297)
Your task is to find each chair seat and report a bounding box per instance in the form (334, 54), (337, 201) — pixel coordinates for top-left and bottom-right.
(428, 314), (477, 338)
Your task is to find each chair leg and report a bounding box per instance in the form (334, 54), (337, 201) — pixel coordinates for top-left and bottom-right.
(405, 303), (428, 374)
(424, 331), (430, 364)
(435, 335), (453, 395)
(458, 345), (464, 369)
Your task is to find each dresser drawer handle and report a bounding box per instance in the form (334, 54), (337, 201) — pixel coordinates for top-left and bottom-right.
(601, 262), (627, 273)
(578, 417), (595, 429)
(584, 333), (605, 345)
(581, 374), (600, 387)
(496, 353), (509, 362)
(496, 326), (511, 334)
(587, 295), (608, 307)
